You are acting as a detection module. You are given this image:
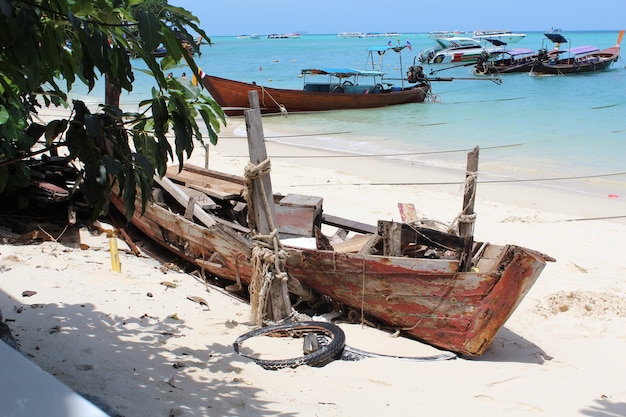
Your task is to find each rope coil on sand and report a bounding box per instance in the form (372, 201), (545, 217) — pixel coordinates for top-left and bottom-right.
(244, 158), (291, 324)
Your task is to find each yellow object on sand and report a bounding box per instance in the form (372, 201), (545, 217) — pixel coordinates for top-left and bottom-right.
(109, 236), (121, 273)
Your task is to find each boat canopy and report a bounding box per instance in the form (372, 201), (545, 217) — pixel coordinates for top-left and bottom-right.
(301, 68), (384, 78)
(545, 33), (568, 44)
(569, 45), (600, 55)
(505, 48), (535, 56)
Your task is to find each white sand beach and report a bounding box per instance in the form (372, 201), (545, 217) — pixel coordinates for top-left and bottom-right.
(1, 111), (626, 417)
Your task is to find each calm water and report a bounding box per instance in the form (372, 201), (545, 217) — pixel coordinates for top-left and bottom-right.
(73, 30), (626, 199)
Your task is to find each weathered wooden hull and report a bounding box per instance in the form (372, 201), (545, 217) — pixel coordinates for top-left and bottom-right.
(286, 244), (547, 356)
(110, 165), (552, 357)
(111, 190), (255, 282)
(201, 75), (429, 116)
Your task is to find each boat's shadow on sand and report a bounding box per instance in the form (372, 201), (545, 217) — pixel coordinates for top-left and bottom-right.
(469, 327), (552, 364)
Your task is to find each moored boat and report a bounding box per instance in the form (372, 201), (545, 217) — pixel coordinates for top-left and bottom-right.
(202, 69), (430, 116)
(474, 48), (540, 75)
(338, 32), (365, 38)
(418, 36), (504, 64)
(472, 30), (526, 44)
(427, 30), (468, 39)
(201, 43), (431, 116)
(529, 30), (623, 75)
(267, 33), (301, 39)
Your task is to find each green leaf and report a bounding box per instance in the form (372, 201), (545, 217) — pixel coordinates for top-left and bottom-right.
(70, 0), (95, 16)
(199, 108), (219, 145)
(161, 28), (185, 64)
(0, 105), (9, 124)
(137, 10), (162, 52)
(44, 119), (68, 146)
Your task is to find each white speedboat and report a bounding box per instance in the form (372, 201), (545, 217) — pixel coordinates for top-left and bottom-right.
(418, 37), (504, 64)
(472, 30), (526, 44)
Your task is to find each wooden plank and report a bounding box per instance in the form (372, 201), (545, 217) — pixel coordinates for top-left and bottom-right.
(321, 213), (377, 234)
(153, 175), (217, 228)
(244, 91), (291, 322)
(331, 234), (374, 253)
(177, 185), (217, 210)
(166, 165), (245, 200)
(459, 146), (479, 272)
(180, 164), (246, 185)
(153, 176), (247, 233)
(359, 234), (381, 255)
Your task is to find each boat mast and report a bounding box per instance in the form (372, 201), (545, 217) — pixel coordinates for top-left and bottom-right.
(390, 40), (408, 89)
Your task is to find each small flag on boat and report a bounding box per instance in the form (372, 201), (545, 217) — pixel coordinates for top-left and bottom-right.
(192, 68), (206, 87)
(406, 40), (412, 51)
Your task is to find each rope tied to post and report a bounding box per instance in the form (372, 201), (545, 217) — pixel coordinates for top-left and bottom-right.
(259, 86), (288, 117)
(449, 172), (478, 234)
(244, 157), (290, 325)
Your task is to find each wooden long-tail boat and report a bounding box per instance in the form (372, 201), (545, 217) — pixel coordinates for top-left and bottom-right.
(202, 69), (430, 116)
(201, 44), (431, 116)
(529, 30), (623, 75)
(110, 101), (553, 356)
(474, 48), (541, 75)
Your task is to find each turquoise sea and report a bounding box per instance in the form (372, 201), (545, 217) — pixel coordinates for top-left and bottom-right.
(74, 30), (626, 205)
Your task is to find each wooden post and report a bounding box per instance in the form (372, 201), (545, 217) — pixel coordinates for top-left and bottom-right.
(105, 75), (120, 108)
(244, 91), (292, 322)
(459, 146), (479, 272)
(245, 92), (277, 233)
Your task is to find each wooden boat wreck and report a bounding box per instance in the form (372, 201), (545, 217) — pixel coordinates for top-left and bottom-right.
(110, 104), (553, 357)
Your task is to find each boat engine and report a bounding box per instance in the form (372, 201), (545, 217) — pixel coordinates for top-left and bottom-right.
(407, 65), (427, 84)
(476, 51), (490, 65)
(536, 48), (550, 61)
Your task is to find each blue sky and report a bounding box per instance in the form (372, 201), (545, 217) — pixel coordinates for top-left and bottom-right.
(170, 0), (623, 36)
